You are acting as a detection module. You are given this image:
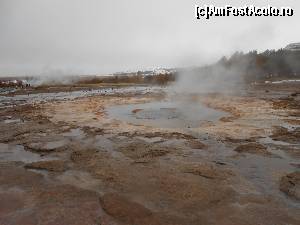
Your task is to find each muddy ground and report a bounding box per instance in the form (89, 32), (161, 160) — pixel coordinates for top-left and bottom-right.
(0, 83), (299, 225)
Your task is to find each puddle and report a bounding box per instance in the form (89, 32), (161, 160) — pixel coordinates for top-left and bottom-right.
(259, 136), (292, 146)
(0, 143), (48, 163)
(234, 154), (295, 194)
(93, 135), (114, 149)
(107, 100), (227, 128)
(82, 135), (125, 158)
(30, 139), (68, 150)
(63, 128), (86, 138)
(44, 140), (68, 150)
(136, 136), (164, 143)
(231, 145), (300, 207)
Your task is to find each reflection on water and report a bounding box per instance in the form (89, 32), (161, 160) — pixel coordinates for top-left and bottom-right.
(63, 128), (85, 138)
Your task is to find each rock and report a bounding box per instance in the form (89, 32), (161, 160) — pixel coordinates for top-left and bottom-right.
(25, 160), (67, 172)
(186, 139), (206, 149)
(280, 171), (300, 200)
(100, 193), (160, 225)
(70, 149), (97, 163)
(132, 108), (143, 114)
(271, 126), (300, 144)
(141, 148), (169, 158)
(120, 141), (169, 160)
(183, 163), (233, 180)
(234, 143), (271, 156)
(118, 131), (197, 140)
(290, 163), (300, 168)
(224, 137), (258, 143)
(81, 126), (104, 135)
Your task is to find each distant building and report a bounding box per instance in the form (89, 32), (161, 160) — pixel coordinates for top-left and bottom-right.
(0, 79), (29, 88)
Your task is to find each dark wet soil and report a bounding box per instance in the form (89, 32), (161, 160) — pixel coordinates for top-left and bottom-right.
(280, 171), (300, 200)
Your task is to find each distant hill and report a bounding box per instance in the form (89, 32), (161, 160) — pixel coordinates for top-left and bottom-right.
(193, 42), (300, 82)
(284, 43), (300, 51)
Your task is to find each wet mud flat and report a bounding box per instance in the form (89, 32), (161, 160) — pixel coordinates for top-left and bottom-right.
(0, 84), (300, 225)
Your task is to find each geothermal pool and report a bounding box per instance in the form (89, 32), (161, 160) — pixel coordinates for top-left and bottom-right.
(107, 99), (227, 128)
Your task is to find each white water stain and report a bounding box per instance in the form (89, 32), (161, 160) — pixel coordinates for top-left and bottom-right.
(4, 119), (22, 124)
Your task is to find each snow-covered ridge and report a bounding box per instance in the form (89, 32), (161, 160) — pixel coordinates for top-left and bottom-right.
(113, 68), (176, 77)
(265, 79), (300, 84)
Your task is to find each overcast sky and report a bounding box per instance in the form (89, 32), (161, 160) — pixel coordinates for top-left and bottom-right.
(0, 0), (299, 76)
